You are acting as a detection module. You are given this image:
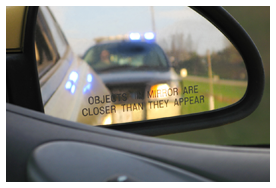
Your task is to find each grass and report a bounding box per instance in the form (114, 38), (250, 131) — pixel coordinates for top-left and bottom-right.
(180, 79), (247, 115)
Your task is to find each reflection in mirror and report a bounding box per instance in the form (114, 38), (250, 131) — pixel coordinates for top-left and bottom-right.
(48, 6), (247, 125)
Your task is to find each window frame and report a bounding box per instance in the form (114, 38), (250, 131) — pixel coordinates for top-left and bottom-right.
(35, 8), (59, 78)
(39, 6), (68, 58)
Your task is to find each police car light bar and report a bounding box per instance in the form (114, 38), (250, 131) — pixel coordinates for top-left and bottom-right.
(129, 33), (141, 40)
(144, 32), (155, 40)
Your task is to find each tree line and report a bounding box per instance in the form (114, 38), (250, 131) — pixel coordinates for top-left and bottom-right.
(158, 33), (247, 80)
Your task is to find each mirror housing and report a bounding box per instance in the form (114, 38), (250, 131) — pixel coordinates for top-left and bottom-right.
(104, 6), (264, 136)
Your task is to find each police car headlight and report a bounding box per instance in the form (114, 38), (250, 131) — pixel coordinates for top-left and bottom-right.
(149, 83), (170, 99)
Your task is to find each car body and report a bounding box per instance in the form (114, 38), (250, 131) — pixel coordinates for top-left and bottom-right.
(6, 6), (269, 182)
(83, 41), (181, 123)
(34, 7), (113, 126)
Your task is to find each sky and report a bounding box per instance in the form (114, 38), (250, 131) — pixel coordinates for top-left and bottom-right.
(50, 6), (227, 56)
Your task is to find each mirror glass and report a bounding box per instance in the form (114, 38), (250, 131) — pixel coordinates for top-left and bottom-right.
(47, 6), (247, 125)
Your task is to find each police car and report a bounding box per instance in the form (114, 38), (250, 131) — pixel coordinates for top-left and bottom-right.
(83, 32), (181, 123)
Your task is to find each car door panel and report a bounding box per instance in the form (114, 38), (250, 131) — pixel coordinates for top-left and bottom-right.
(27, 141), (211, 182)
(7, 103), (270, 182)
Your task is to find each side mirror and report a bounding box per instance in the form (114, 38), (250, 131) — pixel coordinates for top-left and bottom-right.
(48, 6), (264, 136)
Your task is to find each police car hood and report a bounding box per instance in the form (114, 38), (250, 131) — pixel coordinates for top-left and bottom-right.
(98, 68), (179, 86)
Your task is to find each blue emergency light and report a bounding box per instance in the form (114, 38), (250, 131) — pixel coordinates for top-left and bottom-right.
(69, 71), (78, 83)
(83, 83), (92, 93)
(87, 74), (93, 82)
(129, 33), (141, 40)
(144, 32), (155, 40)
(65, 81), (72, 89)
(64, 71), (79, 94)
(70, 85), (76, 94)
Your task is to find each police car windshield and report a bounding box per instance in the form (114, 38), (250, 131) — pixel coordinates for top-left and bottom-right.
(83, 42), (169, 73)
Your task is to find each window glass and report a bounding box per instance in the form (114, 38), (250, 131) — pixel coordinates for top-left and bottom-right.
(83, 42), (169, 73)
(38, 6), (270, 147)
(48, 6), (247, 125)
(40, 6), (67, 57)
(35, 9), (58, 77)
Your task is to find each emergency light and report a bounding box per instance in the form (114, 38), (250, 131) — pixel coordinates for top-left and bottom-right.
(129, 32), (155, 41)
(65, 71), (79, 94)
(87, 74), (93, 82)
(69, 71), (78, 83)
(129, 33), (141, 40)
(144, 32), (155, 40)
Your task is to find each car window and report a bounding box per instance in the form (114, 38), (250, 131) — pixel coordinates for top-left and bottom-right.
(35, 8), (59, 77)
(39, 7), (68, 58)
(83, 42), (169, 73)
